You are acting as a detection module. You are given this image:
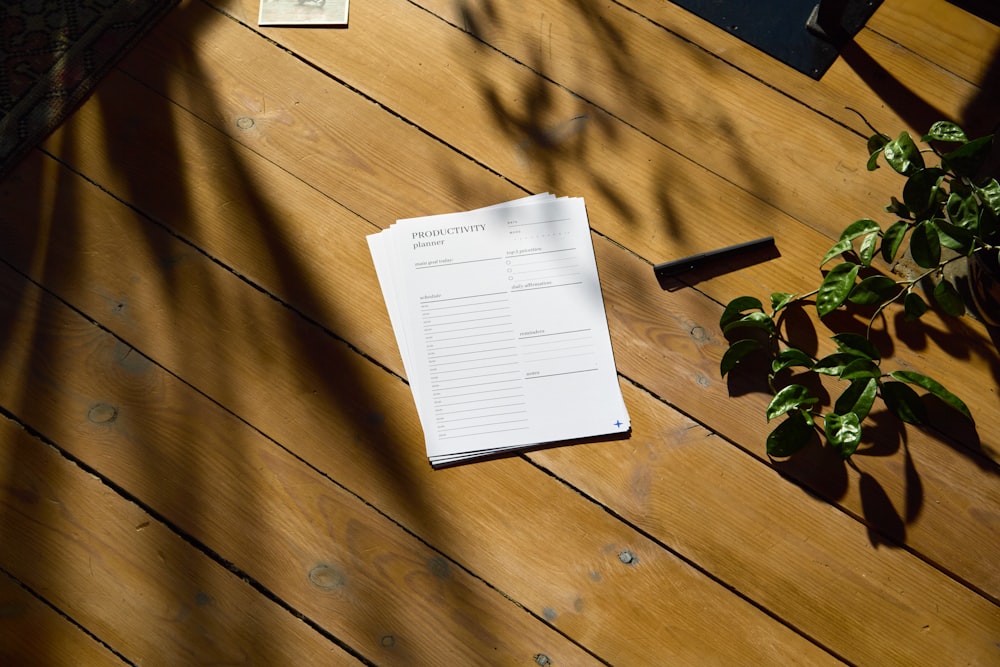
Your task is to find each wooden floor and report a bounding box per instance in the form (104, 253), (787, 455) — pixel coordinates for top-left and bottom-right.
(2, 0), (999, 663)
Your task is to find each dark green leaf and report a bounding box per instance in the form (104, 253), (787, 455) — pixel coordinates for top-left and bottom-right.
(922, 121), (967, 143)
(824, 412), (863, 458)
(840, 358), (882, 380)
(816, 263), (860, 317)
(858, 232), (878, 267)
(946, 192), (980, 230)
(834, 378), (878, 420)
(720, 296), (763, 328)
(881, 381), (927, 425)
(909, 220), (941, 269)
(867, 132), (890, 156)
(933, 278), (966, 317)
(934, 219), (975, 253)
(771, 348), (814, 374)
(883, 132), (924, 176)
(886, 197), (911, 219)
(766, 411), (816, 457)
(766, 385), (818, 422)
(839, 218), (882, 242)
(849, 275), (900, 306)
(904, 291), (929, 320)
(723, 311), (776, 336)
(820, 239), (853, 267)
(833, 333), (881, 360)
(770, 292), (796, 313)
(977, 179), (1000, 217)
(902, 168), (945, 219)
(890, 370), (973, 421)
(880, 221), (908, 263)
(720, 339), (761, 377)
(812, 353), (859, 376)
(980, 206), (999, 240)
(943, 135), (993, 178)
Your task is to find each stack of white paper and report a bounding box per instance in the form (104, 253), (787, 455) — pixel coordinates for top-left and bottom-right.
(367, 194), (630, 466)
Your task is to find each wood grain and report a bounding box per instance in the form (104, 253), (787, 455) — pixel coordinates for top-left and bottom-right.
(869, 0), (1000, 85)
(83, 2), (1000, 465)
(0, 150), (839, 664)
(0, 418), (351, 665)
(4, 142), (998, 661)
(41, 1), (999, 599)
(2, 0), (998, 662)
(0, 260), (609, 665)
(0, 570), (123, 666)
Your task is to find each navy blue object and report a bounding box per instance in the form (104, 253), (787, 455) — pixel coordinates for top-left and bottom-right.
(666, 0), (883, 79)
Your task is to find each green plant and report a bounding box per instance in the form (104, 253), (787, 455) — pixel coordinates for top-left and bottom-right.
(720, 119), (998, 458)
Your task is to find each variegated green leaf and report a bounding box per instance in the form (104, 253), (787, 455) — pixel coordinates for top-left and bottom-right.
(921, 121), (967, 143)
(824, 412), (862, 458)
(883, 132), (924, 176)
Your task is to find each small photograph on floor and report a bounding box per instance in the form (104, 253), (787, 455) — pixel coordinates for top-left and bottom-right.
(258, 0), (349, 27)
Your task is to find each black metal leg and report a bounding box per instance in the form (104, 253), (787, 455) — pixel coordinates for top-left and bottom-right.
(807, 0), (851, 43)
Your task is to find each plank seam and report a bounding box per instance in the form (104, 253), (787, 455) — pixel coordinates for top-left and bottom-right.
(200, 0), (532, 201)
(864, 25), (987, 89)
(0, 403), (376, 666)
(0, 253), (613, 665)
(519, 440), (850, 664)
(21, 140), (1000, 610)
(546, 372), (1000, 609)
(0, 564), (135, 666)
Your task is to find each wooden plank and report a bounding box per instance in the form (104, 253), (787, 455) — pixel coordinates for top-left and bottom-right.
(156, 0), (1000, 446)
(594, 239), (1000, 599)
(0, 419), (351, 665)
(199, 0), (878, 276)
(0, 265), (608, 665)
(868, 0), (1000, 85)
(0, 570), (123, 666)
(5, 150), (999, 663)
(215, 0), (982, 260)
(71, 1), (1000, 599)
(108, 0), (1000, 467)
(529, 387), (1000, 665)
(0, 153), (840, 666)
(612, 0), (997, 135)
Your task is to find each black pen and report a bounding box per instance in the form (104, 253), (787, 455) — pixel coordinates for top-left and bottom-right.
(653, 236), (775, 281)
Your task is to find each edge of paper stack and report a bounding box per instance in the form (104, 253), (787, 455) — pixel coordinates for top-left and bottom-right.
(368, 194), (630, 466)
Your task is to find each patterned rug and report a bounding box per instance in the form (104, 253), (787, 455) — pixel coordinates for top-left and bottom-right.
(0, 0), (178, 179)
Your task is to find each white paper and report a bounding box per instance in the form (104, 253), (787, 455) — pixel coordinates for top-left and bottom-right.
(368, 195), (629, 465)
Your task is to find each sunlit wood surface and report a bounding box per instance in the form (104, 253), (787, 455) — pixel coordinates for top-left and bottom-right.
(2, 0), (999, 663)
